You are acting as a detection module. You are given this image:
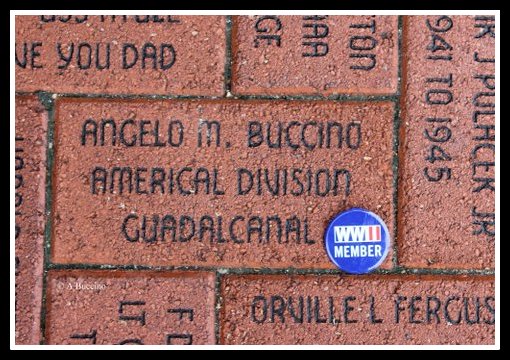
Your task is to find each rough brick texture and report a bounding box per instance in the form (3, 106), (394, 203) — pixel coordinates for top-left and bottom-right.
(14, 14), (497, 346)
(15, 96), (47, 345)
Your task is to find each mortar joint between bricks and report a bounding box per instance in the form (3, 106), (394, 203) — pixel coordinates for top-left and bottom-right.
(38, 92), (57, 345)
(224, 15), (233, 97)
(45, 263), (494, 276)
(30, 92), (400, 102)
(214, 271), (223, 345)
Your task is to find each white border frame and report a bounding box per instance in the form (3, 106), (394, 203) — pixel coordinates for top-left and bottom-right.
(11, 9), (500, 350)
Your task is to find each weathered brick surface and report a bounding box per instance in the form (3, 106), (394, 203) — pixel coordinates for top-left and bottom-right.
(398, 16), (495, 269)
(231, 16), (399, 96)
(15, 96), (47, 345)
(15, 15), (226, 95)
(221, 275), (495, 345)
(45, 270), (216, 345)
(51, 99), (395, 269)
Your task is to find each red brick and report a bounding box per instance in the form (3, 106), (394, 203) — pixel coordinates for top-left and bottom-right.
(220, 275), (495, 345)
(51, 99), (395, 269)
(15, 15), (225, 95)
(398, 16), (495, 269)
(15, 96), (47, 344)
(45, 270), (215, 344)
(231, 16), (399, 96)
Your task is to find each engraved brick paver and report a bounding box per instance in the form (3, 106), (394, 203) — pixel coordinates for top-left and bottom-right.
(15, 96), (47, 345)
(232, 16), (399, 96)
(45, 270), (216, 345)
(51, 99), (394, 269)
(221, 275), (495, 344)
(398, 16), (495, 269)
(15, 15), (226, 95)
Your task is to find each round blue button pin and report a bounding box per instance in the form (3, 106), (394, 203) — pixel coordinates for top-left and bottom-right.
(325, 208), (390, 274)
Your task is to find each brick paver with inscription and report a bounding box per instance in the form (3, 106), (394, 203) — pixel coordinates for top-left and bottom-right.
(45, 271), (215, 345)
(232, 16), (399, 96)
(15, 16), (226, 95)
(221, 275), (495, 344)
(51, 99), (394, 269)
(14, 14), (497, 346)
(398, 16), (495, 269)
(15, 96), (48, 345)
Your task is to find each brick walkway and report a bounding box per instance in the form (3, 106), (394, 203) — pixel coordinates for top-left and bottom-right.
(14, 15), (496, 345)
